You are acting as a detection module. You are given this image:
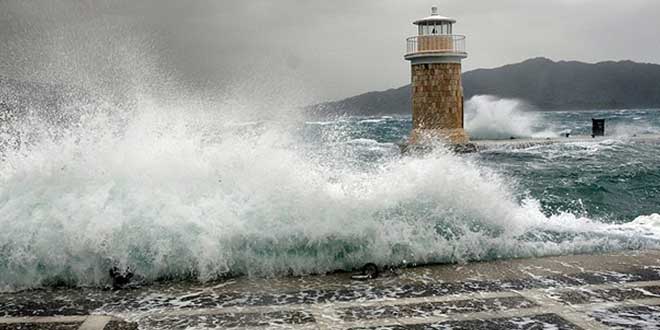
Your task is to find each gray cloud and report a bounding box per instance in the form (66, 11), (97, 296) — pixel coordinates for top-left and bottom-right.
(1, 0), (659, 104)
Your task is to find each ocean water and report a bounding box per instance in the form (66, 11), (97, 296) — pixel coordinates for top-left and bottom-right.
(1, 96), (660, 292)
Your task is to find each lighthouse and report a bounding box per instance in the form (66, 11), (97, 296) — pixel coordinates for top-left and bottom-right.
(405, 6), (469, 145)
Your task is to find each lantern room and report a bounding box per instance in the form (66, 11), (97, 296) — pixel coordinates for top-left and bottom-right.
(404, 6), (467, 63)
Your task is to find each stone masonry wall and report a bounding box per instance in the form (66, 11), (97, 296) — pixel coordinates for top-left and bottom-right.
(411, 63), (464, 131)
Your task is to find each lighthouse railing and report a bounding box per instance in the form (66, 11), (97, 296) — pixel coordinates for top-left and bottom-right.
(406, 35), (466, 55)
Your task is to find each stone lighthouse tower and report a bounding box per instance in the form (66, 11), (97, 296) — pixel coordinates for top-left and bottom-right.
(405, 6), (469, 145)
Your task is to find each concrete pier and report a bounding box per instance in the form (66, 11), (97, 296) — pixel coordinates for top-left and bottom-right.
(473, 134), (660, 151)
(3, 250), (660, 329)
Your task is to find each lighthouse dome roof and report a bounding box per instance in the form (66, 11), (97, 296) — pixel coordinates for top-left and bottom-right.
(413, 6), (456, 24)
(413, 15), (456, 25)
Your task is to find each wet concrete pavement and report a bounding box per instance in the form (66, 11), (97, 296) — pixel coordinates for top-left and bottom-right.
(3, 250), (660, 329)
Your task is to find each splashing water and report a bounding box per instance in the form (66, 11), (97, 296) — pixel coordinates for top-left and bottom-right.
(465, 95), (558, 140)
(3, 0), (658, 294)
(1, 96), (660, 292)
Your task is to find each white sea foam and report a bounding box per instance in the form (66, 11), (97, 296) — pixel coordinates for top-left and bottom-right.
(1, 98), (659, 292)
(358, 118), (386, 124)
(608, 122), (660, 136)
(305, 120), (336, 126)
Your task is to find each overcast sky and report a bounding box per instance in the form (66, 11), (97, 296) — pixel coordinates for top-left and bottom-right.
(2, 0), (660, 103)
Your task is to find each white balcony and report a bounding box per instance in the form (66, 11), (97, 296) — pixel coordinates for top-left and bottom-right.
(405, 35), (467, 58)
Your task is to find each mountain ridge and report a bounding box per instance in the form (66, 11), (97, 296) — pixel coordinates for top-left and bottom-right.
(310, 58), (660, 116)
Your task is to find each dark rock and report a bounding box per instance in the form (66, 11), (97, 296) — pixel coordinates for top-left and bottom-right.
(351, 263), (379, 280)
(109, 267), (134, 289)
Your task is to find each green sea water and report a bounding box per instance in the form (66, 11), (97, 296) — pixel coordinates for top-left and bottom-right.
(305, 107), (660, 222)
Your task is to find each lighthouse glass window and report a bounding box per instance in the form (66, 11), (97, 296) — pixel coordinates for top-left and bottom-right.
(420, 23), (439, 36)
(419, 23), (450, 36)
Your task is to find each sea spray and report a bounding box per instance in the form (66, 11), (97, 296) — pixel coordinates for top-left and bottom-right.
(3, 0), (659, 293)
(465, 95), (557, 139)
(2, 99), (660, 292)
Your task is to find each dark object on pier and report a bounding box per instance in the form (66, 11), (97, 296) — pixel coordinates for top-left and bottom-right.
(592, 118), (605, 137)
(564, 133), (570, 138)
(351, 263), (380, 280)
(109, 266), (134, 289)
